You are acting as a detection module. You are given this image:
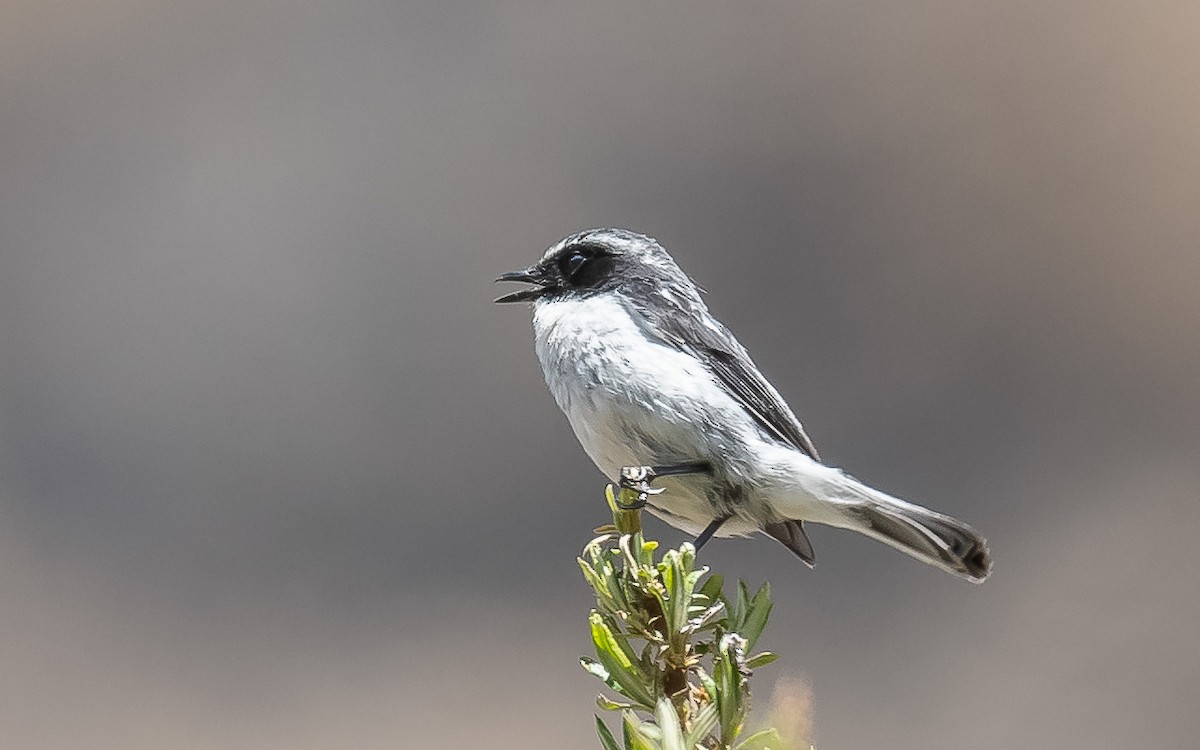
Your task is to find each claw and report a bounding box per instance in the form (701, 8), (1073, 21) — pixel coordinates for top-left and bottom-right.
(613, 492), (648, 511)
(617, 465), (668, 509)
(620, 481), (665, 497)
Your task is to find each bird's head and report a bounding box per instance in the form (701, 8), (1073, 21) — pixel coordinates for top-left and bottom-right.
(494, 228), (697, 305)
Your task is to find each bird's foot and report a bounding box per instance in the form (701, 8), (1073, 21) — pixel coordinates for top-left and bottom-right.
(616, 462), (712, 509)
(616, 466), (665, 509)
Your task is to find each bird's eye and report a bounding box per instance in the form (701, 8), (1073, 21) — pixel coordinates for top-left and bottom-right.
(556, 244), (614, 288)
(562, 251), (590, 281)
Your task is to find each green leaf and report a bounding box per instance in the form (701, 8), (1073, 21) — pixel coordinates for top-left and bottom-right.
(713, 634), (749, 745)
(737, 580), (751, 618)
(656, 699), (686, 750)
(740, 582), (773, 651)
(581, 657), (611, 682)
(714, 655), (739, 742)
(724, 579), (748, 632)
(596, 611), (643, 666)
(620, 534), (646, 575)
(596, 715), (622, 750)
(623, 711), (659, 750)
(683, 703), (719, 748)
(590, 613), (657, 707)
(584, 657), (649, 708)
(579, 558), (611, 601)
(734, 728), (784, 750)
(641, 539), (660, 560)
(682, 600), (725, 634)
(596, 694), (633, 712)
(745, 651), (779, 670)
(656, 551), (686, 637)
(583, 656), (647, 704)
(699, 572), (724, 603)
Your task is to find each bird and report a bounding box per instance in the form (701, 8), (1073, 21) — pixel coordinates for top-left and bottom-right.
(495, 228), (991, 583)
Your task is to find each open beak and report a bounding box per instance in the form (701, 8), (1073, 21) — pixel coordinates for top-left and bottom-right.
(494, 267), (551, 303)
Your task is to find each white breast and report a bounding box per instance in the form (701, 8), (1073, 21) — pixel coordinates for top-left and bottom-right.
(530, 294), (775, 535)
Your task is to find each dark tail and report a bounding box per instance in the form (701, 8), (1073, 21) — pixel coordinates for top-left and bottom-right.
(824, 477), (992, 583)
(849, 500), (990, 582)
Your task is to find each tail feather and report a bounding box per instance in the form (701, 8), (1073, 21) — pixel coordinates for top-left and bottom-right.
(801, 474), (992, 583)
(848, 500), (992, 583)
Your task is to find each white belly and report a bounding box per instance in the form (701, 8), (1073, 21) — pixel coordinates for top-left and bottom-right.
(530, 295), (777, 536)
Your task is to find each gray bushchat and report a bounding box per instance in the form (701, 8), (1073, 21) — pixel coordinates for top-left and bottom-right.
(496, 228), (991, 582)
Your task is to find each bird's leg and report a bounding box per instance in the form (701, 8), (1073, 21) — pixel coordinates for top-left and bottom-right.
(693, 514), (731, 551)
(616, 462), (712, 509)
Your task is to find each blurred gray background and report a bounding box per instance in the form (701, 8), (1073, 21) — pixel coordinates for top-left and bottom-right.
(2, 2), (1198, 748)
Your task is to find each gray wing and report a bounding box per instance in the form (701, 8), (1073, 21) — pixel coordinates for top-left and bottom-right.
(633, 297), (820, 462)
(625, 292), (821, 564)
(702, 346), (820, 461)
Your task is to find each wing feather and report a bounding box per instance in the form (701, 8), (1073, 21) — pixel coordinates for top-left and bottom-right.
(703, 346), (820, 460)
(628, 293), (820, 461)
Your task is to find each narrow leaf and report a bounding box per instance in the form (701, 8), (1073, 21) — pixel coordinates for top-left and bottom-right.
(580, 657), (610, 682)
(595, 715), (622, 750)
(740, 582), (773, 651)
(623, 711), (659, 750)
(714, 634), (749, 745)
(734, 727), (784, 750)
(583, 658), (643, 705)
(745, 651), (779, 670)
(597, 694), (633, 712)
(683, 703), (719, 748)
(591, 613), (656, 707)
(726, 579), (749, 630)
(699, 573), (724, 605)
(656, 698), (686, 750)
